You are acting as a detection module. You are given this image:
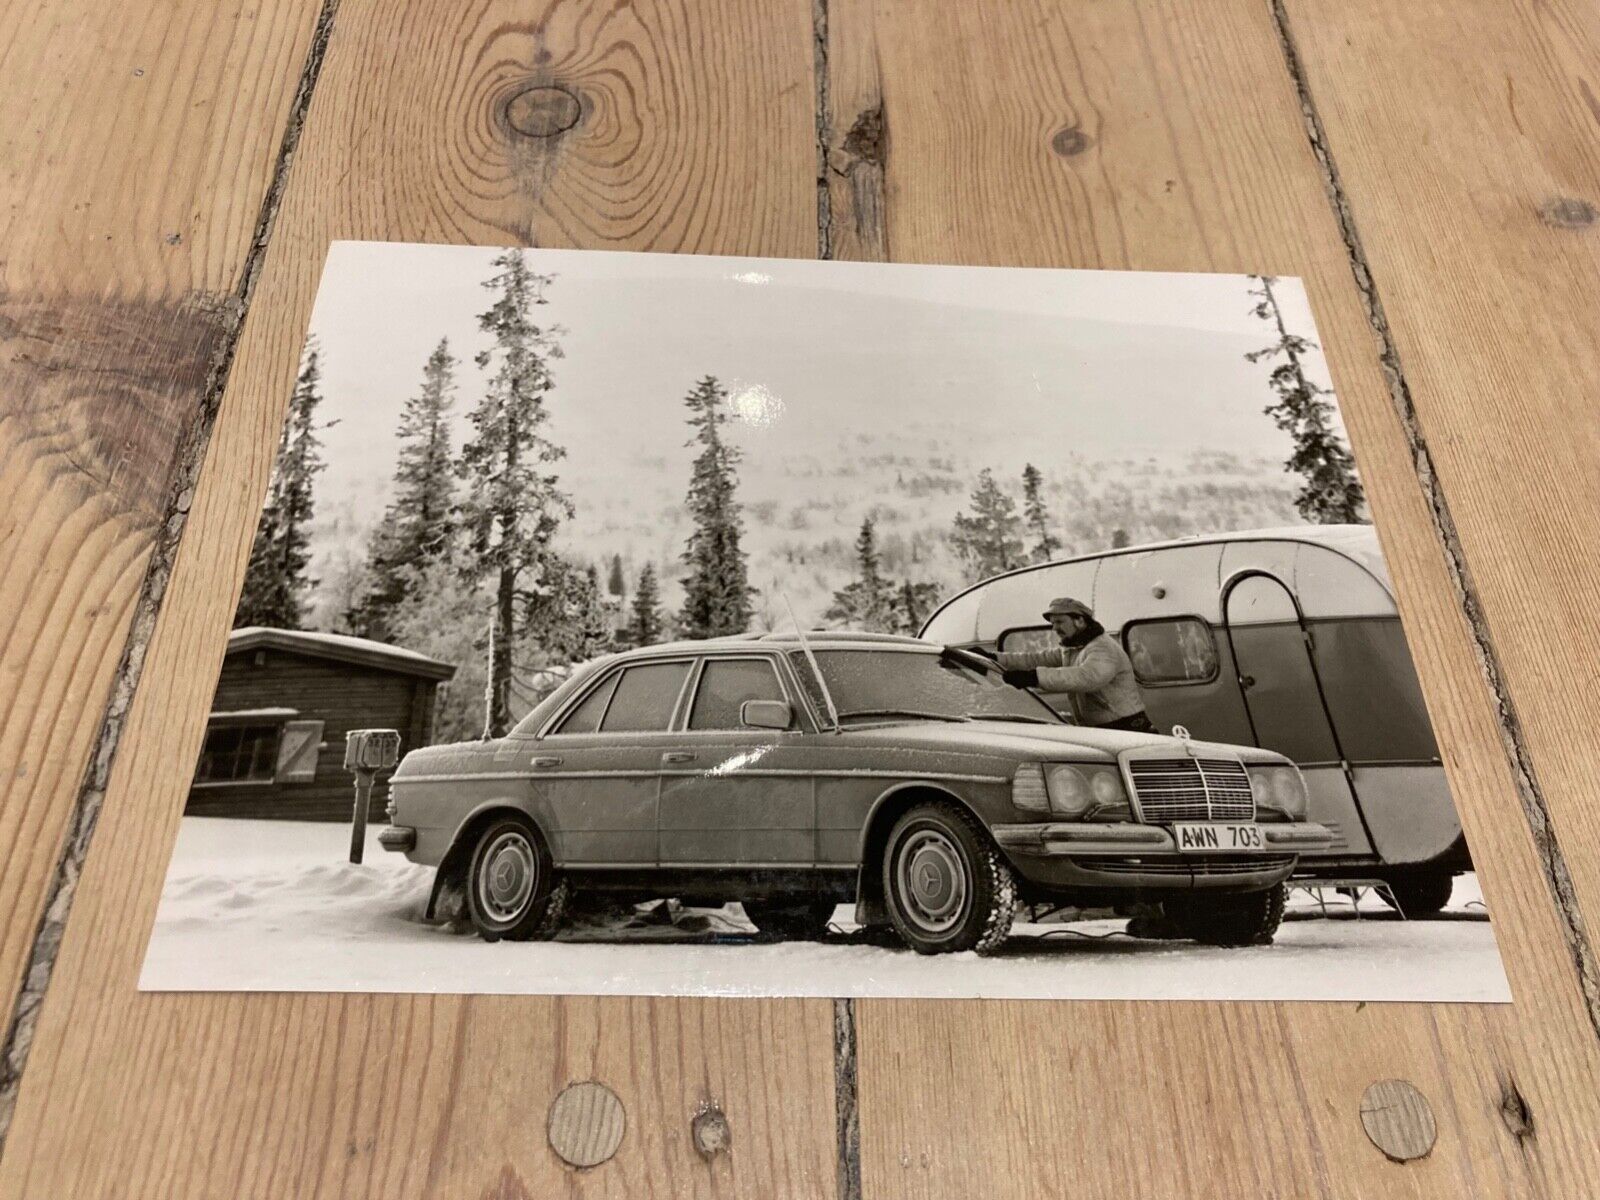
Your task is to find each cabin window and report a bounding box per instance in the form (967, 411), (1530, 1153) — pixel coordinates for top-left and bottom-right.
(1123, 618), (1220, 685)
(688, 659), (788, 730)
(555, 671), (621, 734)
(600, 661), (692, 733)
(195, 724), (282, 784)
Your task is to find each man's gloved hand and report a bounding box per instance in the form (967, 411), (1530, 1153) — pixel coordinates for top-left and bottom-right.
(1002, 667), (1040, 689)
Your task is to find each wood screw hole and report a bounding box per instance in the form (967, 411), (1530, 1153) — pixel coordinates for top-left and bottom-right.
(691, 1104), (732, 1158)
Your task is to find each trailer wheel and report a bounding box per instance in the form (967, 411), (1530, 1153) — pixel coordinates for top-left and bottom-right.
(1381, 870), (1454, 918)
(465, 815), (568, 942)
(1166, 881), (1286, 947)
(743, 900), (837, 941)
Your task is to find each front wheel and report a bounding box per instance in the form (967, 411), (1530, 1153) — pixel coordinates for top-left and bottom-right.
(1165, 882), (1286, 947)
(882, 802), (1016, 955)
(465, 816), (568, 942)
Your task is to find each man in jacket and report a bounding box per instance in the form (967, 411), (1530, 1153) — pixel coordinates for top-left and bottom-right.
(993, 596), (1156, 732)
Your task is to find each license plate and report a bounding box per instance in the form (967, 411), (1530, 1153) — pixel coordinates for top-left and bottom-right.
(1173, 823), (1265, 853)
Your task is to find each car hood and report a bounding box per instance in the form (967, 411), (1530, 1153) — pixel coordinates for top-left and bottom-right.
(835, 719), (1283, 764)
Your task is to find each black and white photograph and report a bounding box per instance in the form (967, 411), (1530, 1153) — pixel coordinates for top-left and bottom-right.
(139, 242), (1509, 1002)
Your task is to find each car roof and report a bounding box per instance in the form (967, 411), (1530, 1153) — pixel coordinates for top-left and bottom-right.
(614, 631), (935, 661)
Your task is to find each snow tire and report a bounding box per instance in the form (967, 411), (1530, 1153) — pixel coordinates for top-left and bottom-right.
(882, 800), (1016, 955)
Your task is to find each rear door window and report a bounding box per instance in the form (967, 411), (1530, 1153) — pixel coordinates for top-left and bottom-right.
(688, 658), (788, 730)
(554, 672), (621, 734)
(599, 661), (692, 732)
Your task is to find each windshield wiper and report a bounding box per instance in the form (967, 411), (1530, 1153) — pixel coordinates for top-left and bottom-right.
(836, 708), (970, 724)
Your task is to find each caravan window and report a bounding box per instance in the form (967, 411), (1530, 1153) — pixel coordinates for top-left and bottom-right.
(998, 626), (1056, 655)
(1124, 618), (1220, 685)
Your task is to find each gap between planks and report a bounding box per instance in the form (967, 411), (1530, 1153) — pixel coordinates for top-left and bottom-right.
(1267, 0), (1600, 1045)
(0, 0), (346, 1153)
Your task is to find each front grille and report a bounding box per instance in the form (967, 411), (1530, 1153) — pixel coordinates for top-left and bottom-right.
(1128, 757), (1254, 823)
(1080, 856), (1293, 877)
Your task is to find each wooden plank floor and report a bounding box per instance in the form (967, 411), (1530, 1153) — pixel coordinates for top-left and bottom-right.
(2, 0), (1597, 1195)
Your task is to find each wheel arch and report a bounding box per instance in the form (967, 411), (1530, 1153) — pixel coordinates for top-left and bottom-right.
(853, 782), (988, 927)
(427, 801), (555, 920)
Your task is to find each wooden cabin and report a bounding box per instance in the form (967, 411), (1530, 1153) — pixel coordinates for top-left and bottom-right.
(186, 627), (456, 821)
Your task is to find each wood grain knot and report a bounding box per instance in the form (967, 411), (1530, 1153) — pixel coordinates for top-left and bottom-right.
(548, 1081), (626, 1169)
(1499, 1076), (1535, 1140)
(1538, 197), (1595, 229)
(1051, 124), (1093, 156)
(842, 106), (886, 167)
(505, 84), (582, 139)
(691, 1104), (732, 1158)
(1359, 1079), (1437, 1162)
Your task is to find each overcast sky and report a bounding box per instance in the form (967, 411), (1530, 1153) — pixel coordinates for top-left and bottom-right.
(303, 242), (1343, 546)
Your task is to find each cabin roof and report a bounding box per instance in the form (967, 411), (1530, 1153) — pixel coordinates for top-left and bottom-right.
(227, 627), (458, 681)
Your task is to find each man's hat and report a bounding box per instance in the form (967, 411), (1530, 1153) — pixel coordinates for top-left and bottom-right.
(1042, 596), (1093, 620)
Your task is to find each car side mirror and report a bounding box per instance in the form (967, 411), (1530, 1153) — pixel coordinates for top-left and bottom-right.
(741, 699), (793, 731)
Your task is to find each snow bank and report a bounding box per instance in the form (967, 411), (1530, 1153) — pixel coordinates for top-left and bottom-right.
(140, 818), (1511, 1002)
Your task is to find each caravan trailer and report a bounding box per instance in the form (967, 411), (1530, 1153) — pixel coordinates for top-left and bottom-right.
(919, 525), (1469, 915)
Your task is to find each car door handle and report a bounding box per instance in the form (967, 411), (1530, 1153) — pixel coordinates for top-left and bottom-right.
(662, 751), (697, 764)
(531, 755), (563, 768)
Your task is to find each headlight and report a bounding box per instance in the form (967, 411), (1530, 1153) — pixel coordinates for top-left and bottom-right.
(1048, 764), (1131, 819)
(1250, 765), (1308, 819)
(1014, 763), (1131, 819)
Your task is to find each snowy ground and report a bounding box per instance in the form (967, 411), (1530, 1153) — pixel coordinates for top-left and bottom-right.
(140, 818), (1512, 1003)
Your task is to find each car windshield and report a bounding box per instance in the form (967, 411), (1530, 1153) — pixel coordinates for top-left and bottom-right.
(789, 648), (1066, 726)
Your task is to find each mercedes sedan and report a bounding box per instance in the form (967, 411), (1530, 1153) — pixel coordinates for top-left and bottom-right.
(381, 633), (1333, 953)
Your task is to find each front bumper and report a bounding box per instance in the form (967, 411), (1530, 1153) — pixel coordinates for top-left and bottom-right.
(990, 820), (1335, 893)
(991, 820), (1334, 856)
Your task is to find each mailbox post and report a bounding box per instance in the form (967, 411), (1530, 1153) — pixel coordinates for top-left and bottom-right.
(344, 728), (401, 864)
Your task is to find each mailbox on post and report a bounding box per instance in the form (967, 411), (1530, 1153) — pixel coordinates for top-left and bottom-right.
(344, 729), (401, 864)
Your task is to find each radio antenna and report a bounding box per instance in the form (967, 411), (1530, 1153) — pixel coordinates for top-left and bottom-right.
(782, 594), (841, 733)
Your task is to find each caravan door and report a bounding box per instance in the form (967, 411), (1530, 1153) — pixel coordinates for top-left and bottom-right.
(1223, 572), (1374, 859)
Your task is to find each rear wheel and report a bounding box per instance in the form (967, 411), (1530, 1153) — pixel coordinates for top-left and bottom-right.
(882, 802), (1016, 955)
(743, 899), (837, 941)
(1381, 870), (1454, 918)
(1165, 882), (1285, 947)
(465, 816), (568, 942)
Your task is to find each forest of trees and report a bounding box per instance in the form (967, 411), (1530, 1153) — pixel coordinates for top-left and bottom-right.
(235, 251), (792, 741)
(235, 262), (1367, 743)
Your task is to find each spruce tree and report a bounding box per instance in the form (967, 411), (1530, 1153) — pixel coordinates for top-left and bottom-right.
(351, 338), (458, 639)
(893, 579), (942, 635)
(824, 515), (895, 631)
(235, 342), (326, 628)
(950, 468), (1026, 580)
(1246, 275), (1366, 523)
(456, 250), (569, 736)
(1021, 463), (1060, 563)
(678, 376), (752, 637)
(606, 553), (626, 597)
(630, 562), (664, 645)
